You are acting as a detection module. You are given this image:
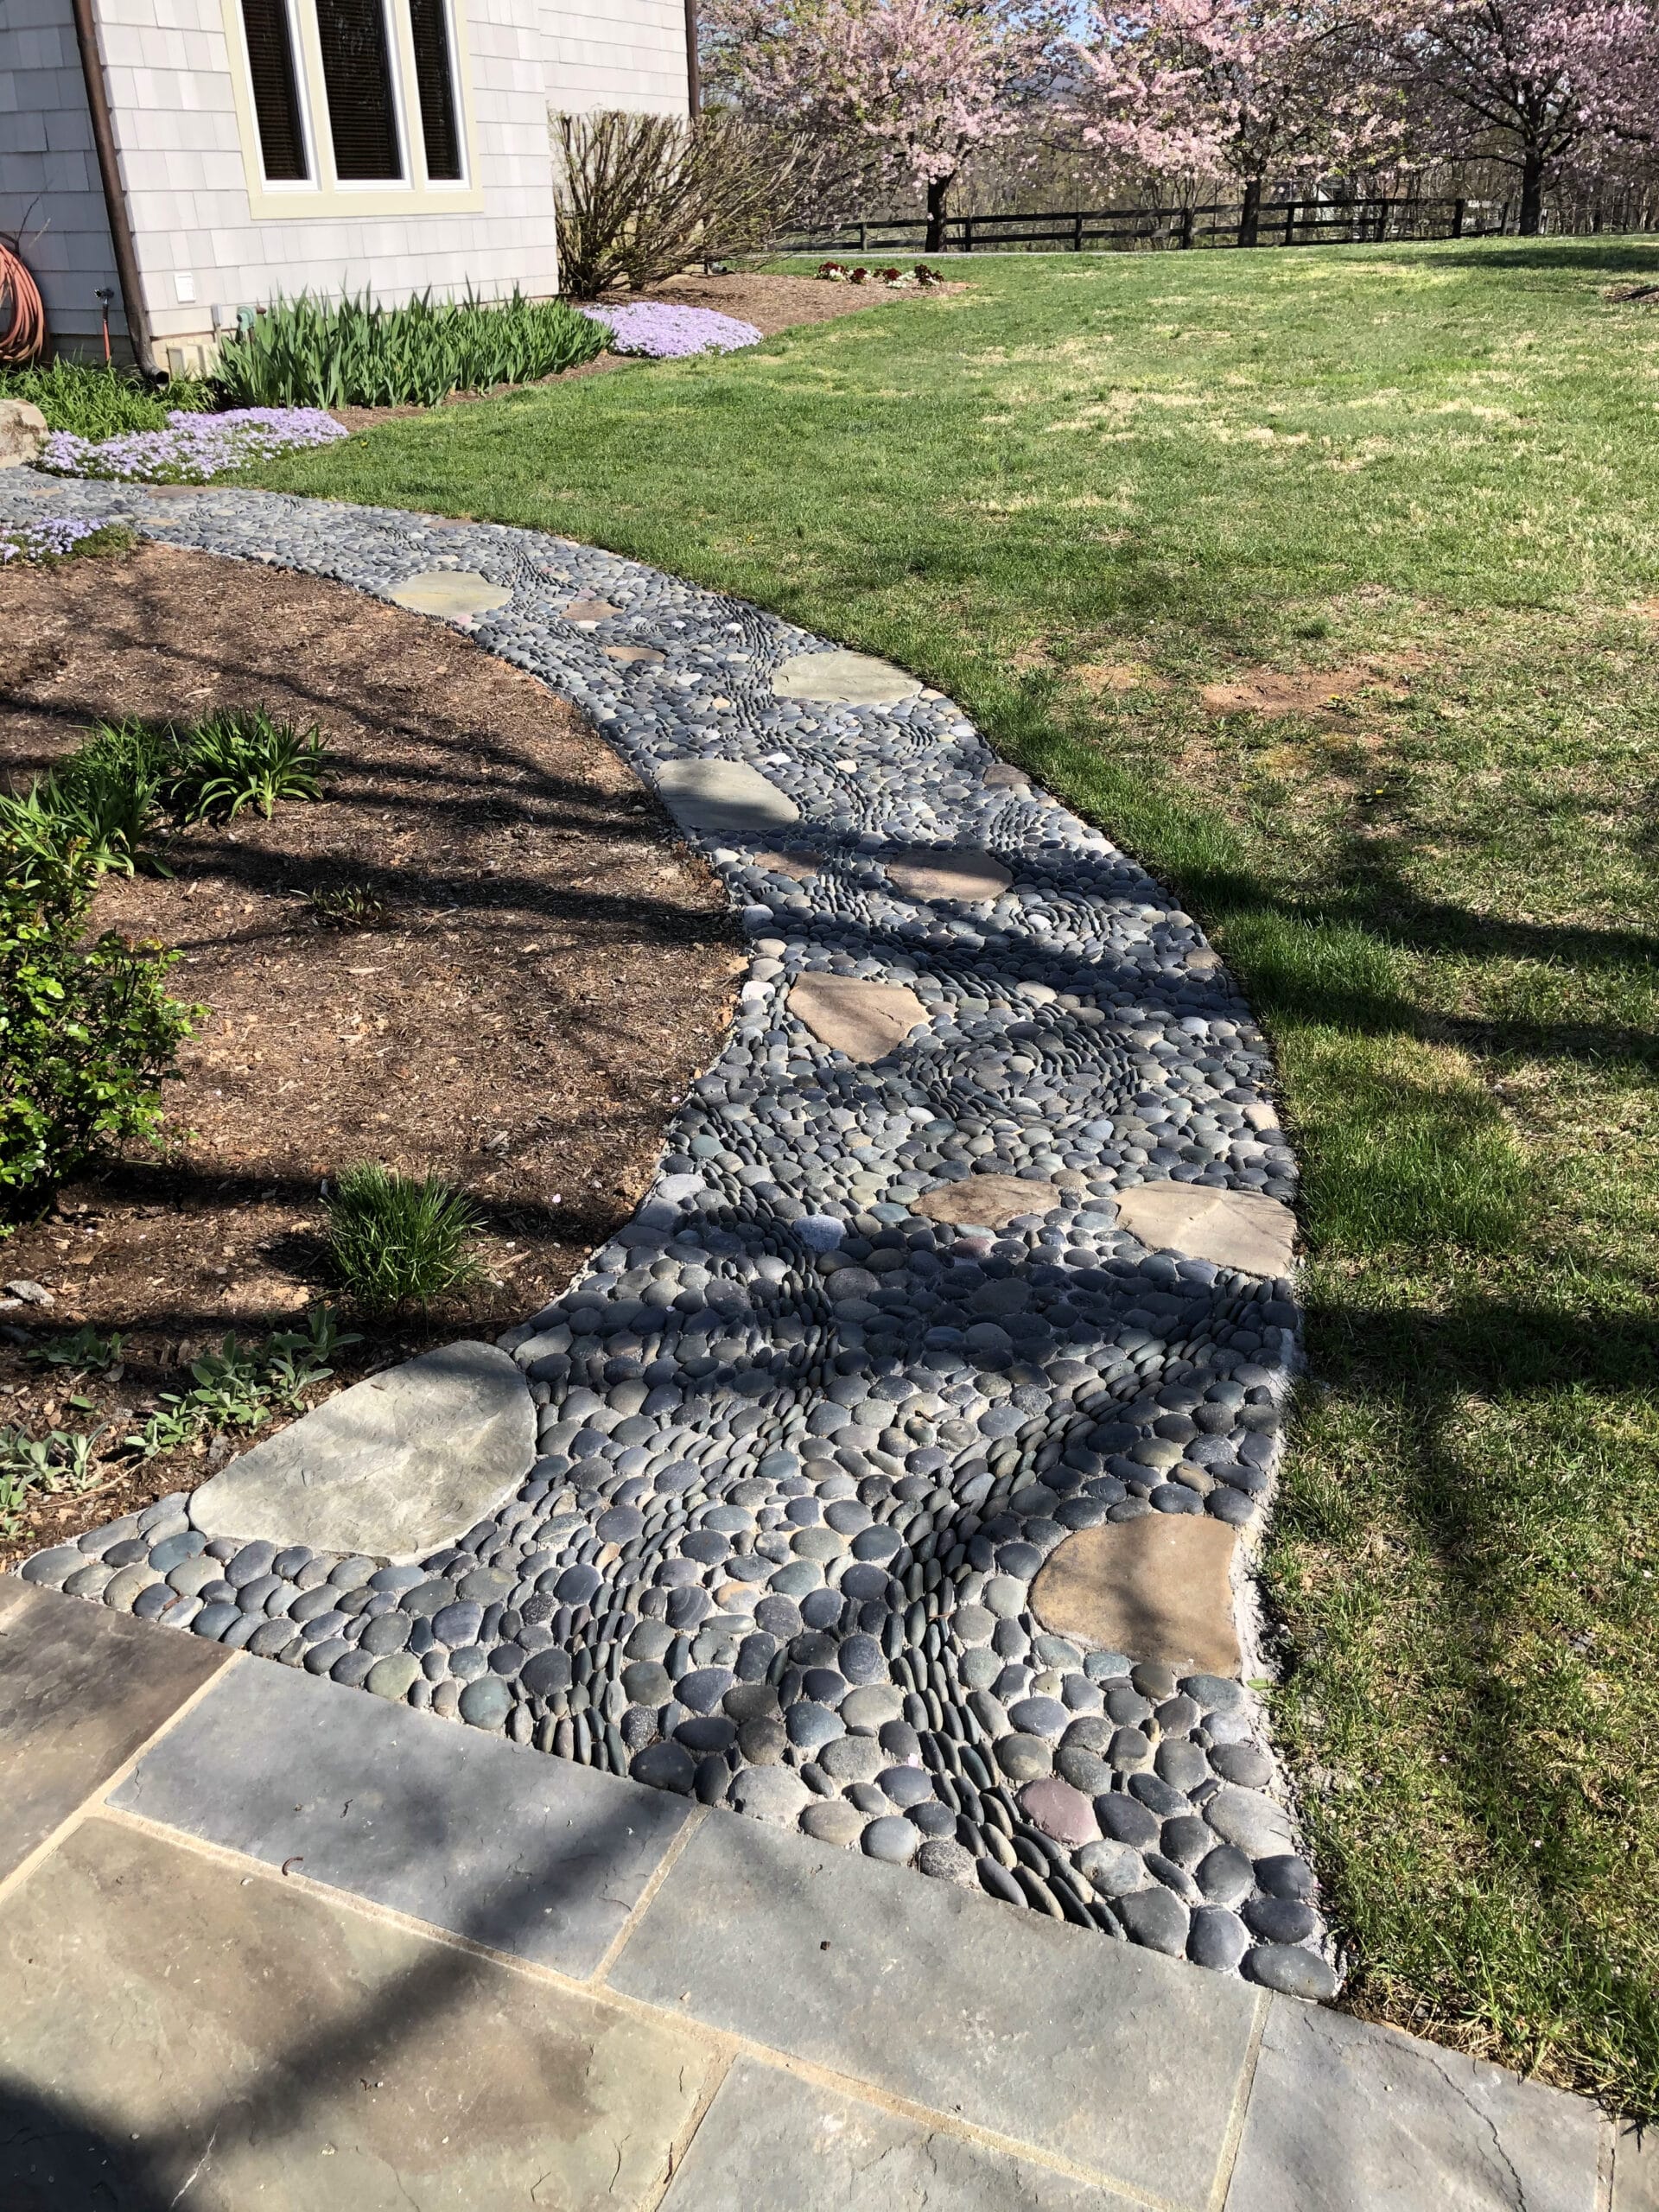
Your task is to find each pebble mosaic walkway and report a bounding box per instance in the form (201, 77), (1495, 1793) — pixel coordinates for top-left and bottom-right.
(4, 475), (1334, 2000)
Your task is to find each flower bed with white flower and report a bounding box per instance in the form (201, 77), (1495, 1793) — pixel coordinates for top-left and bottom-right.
(579, 302), (763, 359)
(38, 407), (348, 486)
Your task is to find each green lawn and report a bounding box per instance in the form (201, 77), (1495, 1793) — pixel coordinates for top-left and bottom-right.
(256, 238), (1659, 2115)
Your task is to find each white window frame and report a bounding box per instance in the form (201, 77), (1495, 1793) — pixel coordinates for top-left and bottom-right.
(225, 0), (481, 217)
(237, 0), (319, 194)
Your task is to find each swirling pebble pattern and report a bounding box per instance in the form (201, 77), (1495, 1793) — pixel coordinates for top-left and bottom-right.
(5, 475), (1336, 2003)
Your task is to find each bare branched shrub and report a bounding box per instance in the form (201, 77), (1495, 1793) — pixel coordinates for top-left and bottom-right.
(551, 110), (855, 296)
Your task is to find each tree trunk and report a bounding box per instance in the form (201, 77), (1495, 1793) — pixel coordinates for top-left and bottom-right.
(925, 174), (950, 256)
(1238, 175), (1263, 249)
(1518, 146), (1545, 236)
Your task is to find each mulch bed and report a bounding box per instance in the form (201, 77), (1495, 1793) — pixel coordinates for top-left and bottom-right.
(0, 537), (742, 1565)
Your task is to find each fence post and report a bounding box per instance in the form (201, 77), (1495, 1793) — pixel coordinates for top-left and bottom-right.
(1452, 197), (1465, 238)
(963, 216), (974, 254)
(858, 222), (867, 252)
(1284, 198), (1296, 245)
(1179, 206), (1193, 250)
(1074, 210), (1084, 251)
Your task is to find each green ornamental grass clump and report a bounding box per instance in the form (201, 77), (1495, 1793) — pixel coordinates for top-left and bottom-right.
(324, 1166), (484, 1311)
(0, 359), (212, 438)
(213, 289), (607, 410)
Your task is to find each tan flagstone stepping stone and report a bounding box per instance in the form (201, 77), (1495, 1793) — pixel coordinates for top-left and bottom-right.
(772, 648), (923, 705)
(884, 849), (1013, 904)
(657, 758), (800, 842)
(188, 1339), (536, 1560)
(1032, 1517), (1242, 1677)
(788, 974), (927, 1063)
(914, 1173), (1060, 1229)
(564, 596), (623, 623)
(1115, 1182), (1296, 1277)
(388, 569), (512, 620)
(754, 848), (821, 880)
(602, 643), (665, 663)
(983, 761), (1032, 788)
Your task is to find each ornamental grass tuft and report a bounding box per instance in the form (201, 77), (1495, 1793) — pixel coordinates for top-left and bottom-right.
(323, 1166), (484, 1312)
(0, 359), (212, 438)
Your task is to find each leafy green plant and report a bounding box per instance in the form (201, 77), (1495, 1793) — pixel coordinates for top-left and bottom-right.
(213, 289), (605, 410)
(122, 1305), (359, 1461)
(170, 707), (331, 822)
(26, 1324), (126, 1374)
(0, 359), (212, 438)
(0, 830), (199, 1212)
(0, 1423), (106, 1541)
(0, 719), (172, 878)
(325, 1165), (484, 1311)
(307, 881), (391, 930)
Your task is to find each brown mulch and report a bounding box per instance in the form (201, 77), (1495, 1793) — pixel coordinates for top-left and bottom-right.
(327, 271), (957, 430)
(0, 538), (743, 1563)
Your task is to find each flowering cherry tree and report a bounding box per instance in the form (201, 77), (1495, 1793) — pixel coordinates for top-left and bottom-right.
(1378, 0), (1659, 232)
(1071, 0), (1393, 243)
(702, 0), (1064, 248)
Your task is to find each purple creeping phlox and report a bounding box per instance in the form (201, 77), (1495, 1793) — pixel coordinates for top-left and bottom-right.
(579, 302), (763, 359)
(0, 516), (113, 563)
(38, 406), (348, 484)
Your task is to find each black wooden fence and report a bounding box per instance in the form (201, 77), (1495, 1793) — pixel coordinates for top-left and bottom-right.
(777, 194), (1511, 257)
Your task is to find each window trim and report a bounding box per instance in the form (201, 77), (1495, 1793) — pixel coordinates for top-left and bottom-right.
(223, 0), (481, 219)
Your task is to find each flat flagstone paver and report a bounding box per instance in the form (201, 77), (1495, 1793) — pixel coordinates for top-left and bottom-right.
(660, 2056), (1140, 2211)
(787, 972), (928, 1060)
(0, 1815), (711, 2212)
(0, 1580), (226, 1881)
(387, 568), (512, 620)
(913, 1171), (1061, 1228)
(109, 1653), (693, 1976)
(1613, 2126), (1659, 2210)
(3, 476), (1325, 1993)
(1224, 1998), (1602, 2212)
(607, 1808), (1259, 2209)
(1116, 1181), (1298, 1277)
(655, 756), (800, 840)
(188, 1340), (535, 1558)
(1032, 1516), (1243, 1676)
(772, 647), (923, 703)
(884, 848), (1014, 903)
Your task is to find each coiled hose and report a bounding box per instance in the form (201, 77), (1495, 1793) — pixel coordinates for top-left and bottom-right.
(0, 238), (47, 366)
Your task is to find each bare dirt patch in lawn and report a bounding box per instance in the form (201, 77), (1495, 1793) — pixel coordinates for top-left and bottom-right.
(1198, 661), (1414, 722)
(0, 537), (741, 1560)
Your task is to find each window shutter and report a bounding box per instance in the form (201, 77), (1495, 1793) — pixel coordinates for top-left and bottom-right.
(409, 0), (462, 181)
(239, 0), (308, 181)
(315, 0), (404, 181)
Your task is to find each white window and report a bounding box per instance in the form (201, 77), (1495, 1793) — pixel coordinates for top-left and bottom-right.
(233, 0), (471, 199)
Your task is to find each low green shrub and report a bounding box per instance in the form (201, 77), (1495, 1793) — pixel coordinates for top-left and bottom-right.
(0, 831), (199, 1214)
(0, 359), (212, 437)
(213, 289), (606, 409)
(324, 1165), (484, 1311)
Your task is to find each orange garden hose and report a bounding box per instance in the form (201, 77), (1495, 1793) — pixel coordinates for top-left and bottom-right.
(0, 238), (47, 366)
